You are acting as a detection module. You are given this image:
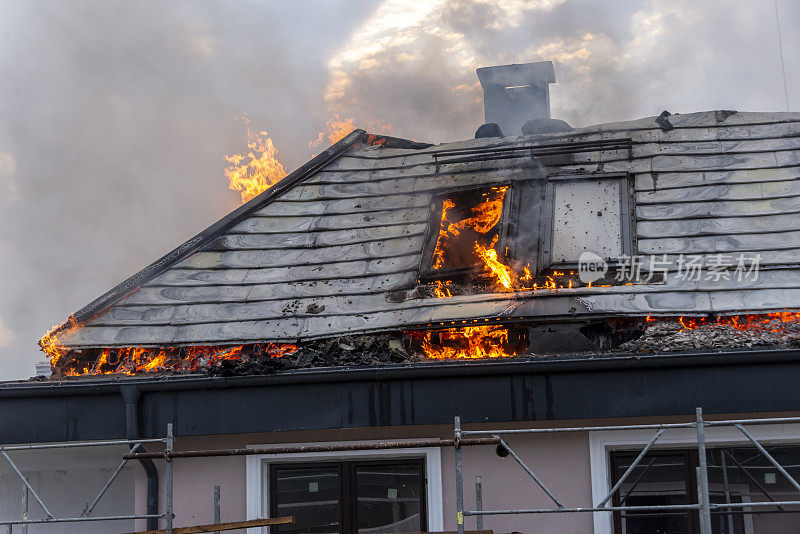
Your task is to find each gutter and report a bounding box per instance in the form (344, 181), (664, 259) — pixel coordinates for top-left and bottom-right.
(3, 348), (800, 398)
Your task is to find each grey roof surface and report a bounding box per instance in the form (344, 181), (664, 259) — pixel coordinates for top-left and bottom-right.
(56, 111), (800, 348)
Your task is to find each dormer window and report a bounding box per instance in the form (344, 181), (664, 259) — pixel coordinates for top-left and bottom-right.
(420, 185), (511, 283)
(419, 172), (636, 293)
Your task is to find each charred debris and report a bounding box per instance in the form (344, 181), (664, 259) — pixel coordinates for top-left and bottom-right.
(49, 314), (800, 379)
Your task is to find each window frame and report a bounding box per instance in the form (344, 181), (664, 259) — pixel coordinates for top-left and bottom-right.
(539, 173), (636, 271)
(268, 458), (427, 534)
(418, 182), (515, 283)
(246, 441), (444, 534)
(589, 423), (800, 534)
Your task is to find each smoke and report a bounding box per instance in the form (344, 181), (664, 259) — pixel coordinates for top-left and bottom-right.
(325, 0), (799, 140)
(0, 0), (797, 379)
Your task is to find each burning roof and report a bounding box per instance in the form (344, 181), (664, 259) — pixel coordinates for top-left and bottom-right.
(40, 110), (800, 377)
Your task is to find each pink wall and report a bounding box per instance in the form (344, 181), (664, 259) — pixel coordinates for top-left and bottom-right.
(134, 424), (594, 533)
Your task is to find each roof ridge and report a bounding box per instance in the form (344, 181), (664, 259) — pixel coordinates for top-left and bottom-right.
(47, 129), (367, 338)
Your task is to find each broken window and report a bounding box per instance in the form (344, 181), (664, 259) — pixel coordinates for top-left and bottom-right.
(420, 185), (511, 283)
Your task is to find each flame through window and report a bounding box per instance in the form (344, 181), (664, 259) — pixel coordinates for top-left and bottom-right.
(428, 186), (509, 277)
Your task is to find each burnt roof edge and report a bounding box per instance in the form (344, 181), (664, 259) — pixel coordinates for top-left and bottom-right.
(46, 129), (368, 339)
(5, 348), (800, 398)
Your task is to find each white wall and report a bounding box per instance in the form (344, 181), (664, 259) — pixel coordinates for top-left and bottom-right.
(0, 445), (135, 533)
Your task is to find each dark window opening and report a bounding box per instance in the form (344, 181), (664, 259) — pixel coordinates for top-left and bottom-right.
(270, 459), (426, 534)
(611, 445), (800, 534)
(420, 185), (511, 284)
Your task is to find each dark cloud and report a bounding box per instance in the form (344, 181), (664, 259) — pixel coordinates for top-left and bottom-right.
(0, 0), (797, 379)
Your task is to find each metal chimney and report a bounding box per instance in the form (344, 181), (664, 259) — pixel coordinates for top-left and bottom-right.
(476, 61), (556, 136)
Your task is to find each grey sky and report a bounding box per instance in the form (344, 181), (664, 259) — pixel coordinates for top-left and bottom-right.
(0, 0), (797, 379)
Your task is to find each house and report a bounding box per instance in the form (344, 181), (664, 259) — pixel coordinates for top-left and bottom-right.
(2, 61), (800, 534)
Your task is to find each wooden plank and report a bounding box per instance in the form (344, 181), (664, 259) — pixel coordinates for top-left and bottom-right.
(634, 167), (800, 191)
(126, 516), (293, 534)
(88, 264), (800, 327)
(120, 273), (419, 306)
(63, 300), (520, 346)
(635, 178), (800, 204)
(637, 213), (800, 238)
(636, 196), (800, 220)
(231, 208), (431, 234)
(69, 267), (800, 346)
(254, 194), (431, 216)
(206, 224), (428, 250)
(95, 288), (519, 326)
(650, 151), (792, 172)
(638, 230), (800, 254)
(286, 169), (525, 199)
(176, 236), (424, 270)
(148, 255), (423, 286)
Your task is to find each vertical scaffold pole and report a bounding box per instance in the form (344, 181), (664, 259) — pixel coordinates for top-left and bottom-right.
(213, 485), (221, 534)
(166, 423), (174, 534)
(696, 408), (712, 534)
(454, 416), (464, 534)
(475, 475), (483, 531)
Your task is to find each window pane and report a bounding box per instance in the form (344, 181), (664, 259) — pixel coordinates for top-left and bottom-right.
(612, 452), (692, 534)
(708, 446), (800, 534)
(355, 463), (423, 534)
(273, 465), (341, 534)
(550, 178), (623, 263)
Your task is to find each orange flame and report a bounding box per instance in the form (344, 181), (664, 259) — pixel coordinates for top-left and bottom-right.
(309, 113), (357, 150)
(673, 312), (800, 333)
(225, 117), (287, 203)
(474, 236), (514, 291)
(40, 317), (81, 367)
(417, 325), (516, 360)
(57, 343), (297, 377)
(431, 186), (508, 276)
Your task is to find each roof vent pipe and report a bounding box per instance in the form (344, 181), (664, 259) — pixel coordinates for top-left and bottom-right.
(476, 61), (556, 136)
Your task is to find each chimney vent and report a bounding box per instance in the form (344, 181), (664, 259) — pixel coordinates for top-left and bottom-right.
(476, 61), (556, 136)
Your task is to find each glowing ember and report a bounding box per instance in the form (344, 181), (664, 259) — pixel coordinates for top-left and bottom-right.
(675, 312), (800, 333)
(416, 325), (520, 360)
(56, 343), (297, 377)
(225, 117), (287, 203)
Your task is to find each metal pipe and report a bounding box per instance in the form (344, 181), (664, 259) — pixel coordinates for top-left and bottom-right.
(213, 485), (220, 534)
(696, 408), (713, 534)
(166, 423), (174, 534)
(0, 438), (164, 452)
(735, 423), (800, 494)
(122, 384), (160, 531)
(124, 437), (500, 460)
(619, 457), (656, 505)
(597, 428), (665, 508)
(720, 450), (735, 534)
(462, 422), (698, 435)
(1, 452), (52, 519)
(464, 504), (703, 514)
(0, 514), (163, 525)
(496, 438), (563, 508)
(454, 417), (464, 534)
(722, 449), (783, 509)
(711, 501), (800, 508)
(474, 476), (483, 531)
(21, 482), (28, 534)
(83, 443), (141, 517)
